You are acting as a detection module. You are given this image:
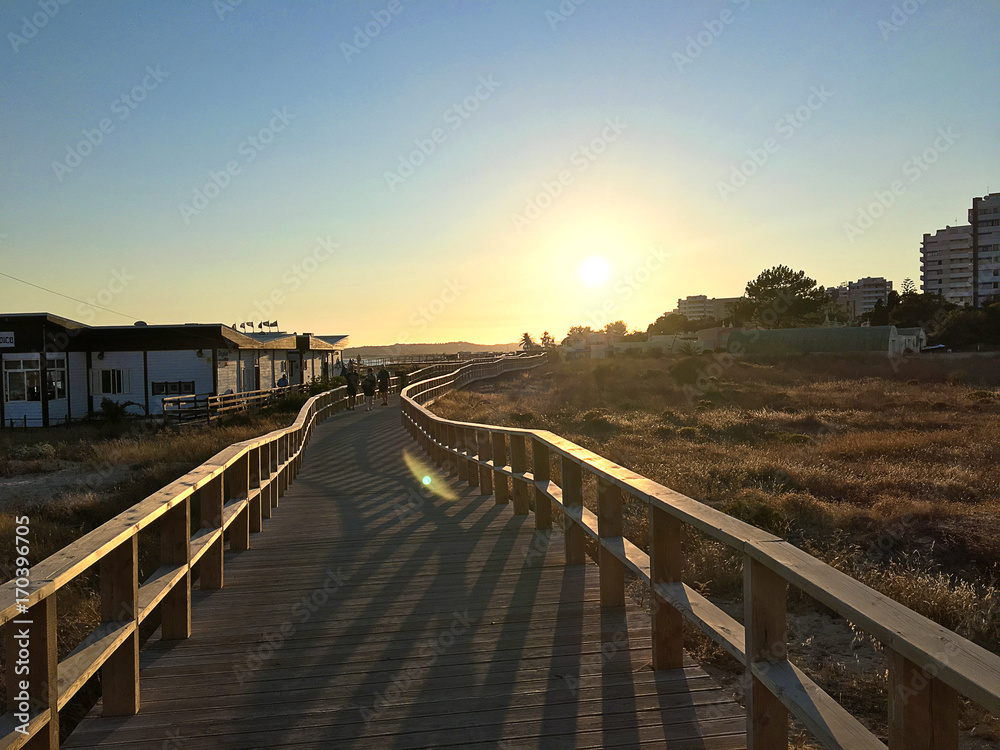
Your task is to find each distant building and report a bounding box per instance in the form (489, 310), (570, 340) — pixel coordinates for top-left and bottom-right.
(921, 192), (1000, 306)
(831, 277), (893, 319)
(0, 313), (347, 427)
(673, 295), (741, 320)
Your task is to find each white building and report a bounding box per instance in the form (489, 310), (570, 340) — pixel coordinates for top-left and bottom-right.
(0, 313), (348, 427)
(921, 192), (1000, 306)
(832, 277), (893, 319)
(673, 295), (740, 320)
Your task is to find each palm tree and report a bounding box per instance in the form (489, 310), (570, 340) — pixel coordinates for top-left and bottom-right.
(540, 331), (555, 349)
(520, 332), (536, 351)
(677, 340), (701, 356)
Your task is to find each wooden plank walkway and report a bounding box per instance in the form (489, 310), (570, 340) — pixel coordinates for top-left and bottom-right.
(64, 405), (747, 749)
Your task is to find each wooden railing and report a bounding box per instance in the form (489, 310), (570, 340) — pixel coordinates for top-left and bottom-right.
(400, 355), (1000, 750)
(161, 383), (309, 425)
(0, 376), (403, 749)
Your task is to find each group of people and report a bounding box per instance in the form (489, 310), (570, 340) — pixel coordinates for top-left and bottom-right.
(342, 360), (391, 411)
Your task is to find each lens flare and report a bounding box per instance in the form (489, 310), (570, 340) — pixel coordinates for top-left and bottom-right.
(403, 449), (457, 500)
(580, 256), (609, 285)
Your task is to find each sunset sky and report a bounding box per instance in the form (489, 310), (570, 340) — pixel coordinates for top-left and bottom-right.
(2, 1), (998, 345)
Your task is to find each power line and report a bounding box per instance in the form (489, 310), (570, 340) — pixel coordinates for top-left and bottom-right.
(0, 271), (136, 321)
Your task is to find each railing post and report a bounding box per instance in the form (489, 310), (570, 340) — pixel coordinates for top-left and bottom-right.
(744, 556), (788, 750)
(888, 651), (958, 750)
(100, 535), (139, 716)
(270, 438), (280, 509)
(650, 506), (683, 669)
(228, 453), (250, 552)
(200, 475), (224, 589)
(448, 424), (459, 476)
(248, 446), (263, 533)
(510, 434), (529, 515)
(5, 596), (58, 747)
(465, 427), (479, 489)
(532, 438), (551, 530)
(477, 429), (493, 495)
(456, 427), (469, 482)
(260, 442), (273, 520)
(161, 497), (191, 640)
(597, 478), (624, 607)
(492, 432), (509, 505)
(560, 456), (584, 564)
(278, 435), (288, 499)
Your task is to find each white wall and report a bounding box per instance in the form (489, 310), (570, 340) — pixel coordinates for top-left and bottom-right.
(216, 348), (238, 394)
(89, 351), (144, 415)
(146, 350), (214, 414)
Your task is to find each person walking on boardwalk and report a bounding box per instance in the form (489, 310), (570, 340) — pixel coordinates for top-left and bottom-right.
(377, 366), (390, 406)
(345, 364), (360, 410)
(361, 367), (377, 411)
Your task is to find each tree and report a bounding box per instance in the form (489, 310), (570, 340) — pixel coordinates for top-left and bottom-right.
(603, 320), (627, 337)
(540, 331), (555, 349)
(566, 325), (593, 336)
(868, 298), (889, 326)
(735, 265), (828, 328)
(889, 292), (954, 329)
(646, 312), (689, 336)
(901, 278), (917, 296)
(520, 332), (536, 351)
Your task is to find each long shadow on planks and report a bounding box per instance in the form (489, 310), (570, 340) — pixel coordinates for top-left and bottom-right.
(63, 404), (746, 749)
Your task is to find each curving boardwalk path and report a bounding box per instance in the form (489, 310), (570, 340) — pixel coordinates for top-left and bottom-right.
(64, 405), (746, 749)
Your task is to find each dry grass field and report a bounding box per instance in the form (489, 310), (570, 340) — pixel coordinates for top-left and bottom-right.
(430, 352), (1000, 747)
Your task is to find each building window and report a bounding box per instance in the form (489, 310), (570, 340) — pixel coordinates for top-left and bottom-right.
(3, 358), (41, 402)
(151, 381), (196, 396)
(92, 369), (131, 395)
(46, 357), (66, 400)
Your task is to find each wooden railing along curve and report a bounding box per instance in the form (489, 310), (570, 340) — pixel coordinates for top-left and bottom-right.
(400, 354), (1000, 750)
(0, 374), (411, 749)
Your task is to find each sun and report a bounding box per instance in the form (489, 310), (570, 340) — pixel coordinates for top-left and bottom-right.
(579, 256), (609, 285)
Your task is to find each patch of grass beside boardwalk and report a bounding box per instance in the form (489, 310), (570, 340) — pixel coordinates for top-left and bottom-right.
(430, 352), (1000, 747)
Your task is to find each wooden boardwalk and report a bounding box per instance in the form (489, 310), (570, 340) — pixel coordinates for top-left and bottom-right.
(64, 405), (746, 749)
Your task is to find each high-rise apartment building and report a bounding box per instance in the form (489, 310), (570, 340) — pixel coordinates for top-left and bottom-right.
(673, 295), (741, 320)
(832, 277), (893, 319)
(921, 192), (1000, 306)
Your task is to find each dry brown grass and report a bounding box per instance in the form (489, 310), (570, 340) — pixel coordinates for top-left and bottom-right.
(431, 354), (1000, 745)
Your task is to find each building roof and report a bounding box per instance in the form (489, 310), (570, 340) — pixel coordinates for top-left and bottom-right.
(728, 326), (898, 355)
(0, 314), (349, 353)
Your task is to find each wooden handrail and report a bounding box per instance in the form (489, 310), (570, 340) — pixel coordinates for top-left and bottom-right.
(400, 355), (1000, 750)
(0, 373), (419, 747)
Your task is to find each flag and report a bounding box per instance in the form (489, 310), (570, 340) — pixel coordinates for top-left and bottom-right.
(239, 322), (245, 329)
(258, 321), (265, 329)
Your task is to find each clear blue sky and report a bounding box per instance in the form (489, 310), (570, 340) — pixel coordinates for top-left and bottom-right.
(2, 1), (997, 344)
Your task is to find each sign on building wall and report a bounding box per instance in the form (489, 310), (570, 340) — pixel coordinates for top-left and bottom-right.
(0, 332), (14, 348)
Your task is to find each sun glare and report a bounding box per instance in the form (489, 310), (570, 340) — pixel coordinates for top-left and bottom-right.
(579, 256), (610, 285)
